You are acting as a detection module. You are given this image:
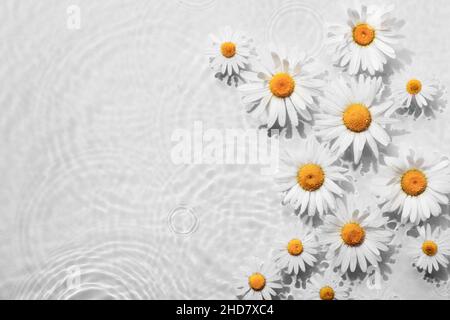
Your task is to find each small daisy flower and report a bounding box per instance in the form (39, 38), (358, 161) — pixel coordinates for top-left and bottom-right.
(390, 70), (438, 113)
(304, 268), (351, 300)
(320, 199), (393, 273)
(206, 26), (253, 79)
(315, 75), (396, 164)
(327, 4), (400, 75)
(273, 219), (319, 274)
(238, 47), (323, 129)
(379, 151), (450, 224)
(406, 224), (450, 273)
(275, 137), (349, 217)
(235, 258), (282, 300)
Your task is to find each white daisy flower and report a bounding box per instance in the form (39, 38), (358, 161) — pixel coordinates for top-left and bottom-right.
(320, 199), (393, 273)
(379, 151), (450, 224)
(390, 70), (438, 113)
(327, 4), (400, 75)
(234, 258), (282, 300)
(275, 137), (349, 217)
(273, 219), (319, 274)
(303, 268), (351, 300)
(238, 47), (323, 129)
(315, 75), (396, 164)
(406, 224), (450, 273)
(206, 26), (253, 79)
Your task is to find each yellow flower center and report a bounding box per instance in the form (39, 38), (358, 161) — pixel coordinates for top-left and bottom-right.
(341, 222), (366, 246)
(406, 79), (422, 95)
(248, 273), (266, 291)
(401, 169), (427, 196)
(269, 73), (296, 98)
(297, 164), (325, 192)
(287, 239), (304, 256)
(319, 286), (335, 300)
(342, 103), (372, 133)
(220, 42), (236, 58)
(422, 240), (438, 257)
(352, 23), (375, 46)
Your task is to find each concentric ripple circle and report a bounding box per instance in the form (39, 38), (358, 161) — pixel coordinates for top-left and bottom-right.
(13, 227), (166, 299)
(177, 0), (217, 10)
(168, 205), (199, 236)
(15, 147), (166, 270)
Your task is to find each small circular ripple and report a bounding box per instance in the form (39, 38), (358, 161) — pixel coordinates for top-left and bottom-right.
(168, 205), (199, 235)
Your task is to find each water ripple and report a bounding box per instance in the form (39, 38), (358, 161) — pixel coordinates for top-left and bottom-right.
(15, 147), (166, 270)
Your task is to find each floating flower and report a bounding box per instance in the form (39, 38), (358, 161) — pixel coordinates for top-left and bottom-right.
(235, 258), (282, 300)
(390, 70), (438, 114)
(275, 137), (349, 217)
(303, 268), (351, 300)
(273, 219), (319, 274)
(315, 75), (396, 164)
(320, 199), (392, 273)
(327, 4), (400, 75)
(206, 26), (253, 80)
(379, 151), (450, 224)
(238, 48), (323, 129)
(406, 224), (450, 273)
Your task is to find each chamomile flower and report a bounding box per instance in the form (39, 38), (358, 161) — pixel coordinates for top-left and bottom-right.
(303, 268), (351, 300)
(275, 137), (349, 217)
(315, 75), (396, 164)
(235, 258), (282, 300)
(406, 224), (450, 273)
(327, 4), (400, 75)
(320, 199), (393, 273)
(379, 151), (450, 224)
(238, 48), (323, 129)
(206, 26), (253, 79)
(390, 71), (438, 113)
(273, 220), (319, 274)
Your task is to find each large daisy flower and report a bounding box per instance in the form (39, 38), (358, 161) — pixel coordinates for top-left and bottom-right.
(234, 258), (282, 300)
(238, 48), (323, 129)
(320, 199), (393, 273)
(327, 4), (400, 75)
(315, 75), (396, 164)
(406, 224), (450, 273)
(390, 70), (438, 114)
(379, 151), (450, 224)
(303, 268), (351, 300)
(206, 26), (253, 80)
(273, 219), (319, 274)
(275, 137), (349, 217)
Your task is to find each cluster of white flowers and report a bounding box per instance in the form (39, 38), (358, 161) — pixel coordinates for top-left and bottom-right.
(206, 4), (450, 300)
